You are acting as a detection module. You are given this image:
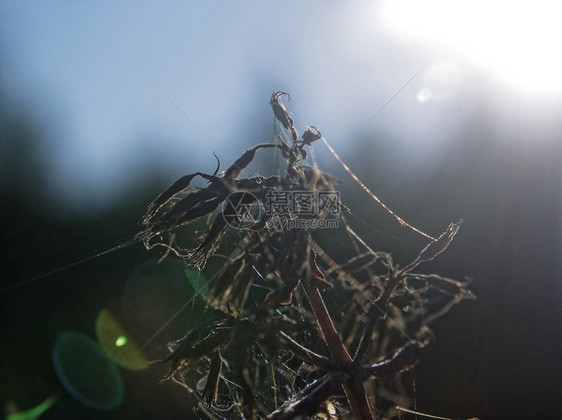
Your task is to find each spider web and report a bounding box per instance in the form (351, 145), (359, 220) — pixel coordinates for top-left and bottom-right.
(138, 133), (449, 419)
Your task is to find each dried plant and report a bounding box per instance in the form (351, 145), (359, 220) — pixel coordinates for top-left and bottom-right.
(139, 92), (472, 419)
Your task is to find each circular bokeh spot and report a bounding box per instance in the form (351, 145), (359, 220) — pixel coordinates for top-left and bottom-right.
(52, 332), (124, 411)
(95, 308), (149, 371)
(417, 61), (462, 103)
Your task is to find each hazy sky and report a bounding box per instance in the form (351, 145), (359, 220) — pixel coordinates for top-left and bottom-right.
(2, 1), (560, 210)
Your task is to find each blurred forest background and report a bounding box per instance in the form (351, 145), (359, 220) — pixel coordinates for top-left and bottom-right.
(1, 2), (561, 419)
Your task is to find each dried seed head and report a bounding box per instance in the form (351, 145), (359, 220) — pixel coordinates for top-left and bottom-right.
(270, 91), (298, 143)
(270, 91), (293, 130)
(302, 126), (322, 145)
(147, 92), (473, 418)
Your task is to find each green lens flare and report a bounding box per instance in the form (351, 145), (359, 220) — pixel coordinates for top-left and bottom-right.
(95, 309), (149, 371)
(185, 266), (209, 297)
(5, 395), (57, 420)
(115, 336), (127, 347)
(121, 259), (214, 343)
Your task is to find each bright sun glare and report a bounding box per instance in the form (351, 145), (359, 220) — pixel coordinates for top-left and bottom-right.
(380, 1), (562, 95)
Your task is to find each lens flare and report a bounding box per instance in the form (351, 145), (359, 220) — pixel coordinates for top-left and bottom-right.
(5, 396), (57, 420)
(52, 332), (124, 411)
(121, 259), (214, 346)
(95, 309), (149, 370)
(417, 61), (462, 103)
(115, 336), (127, 347)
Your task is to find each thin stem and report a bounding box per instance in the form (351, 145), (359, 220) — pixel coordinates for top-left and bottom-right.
(279, 331), (337, 371)
(353, 308), (379, 363)
(344, 379), (375, 420)
(301, 278), (352, 365)
(378, 271), (401, 305)
(301, 277), (374, 419)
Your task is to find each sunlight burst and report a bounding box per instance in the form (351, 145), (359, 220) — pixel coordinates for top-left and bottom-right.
(380, 1), (562, 95)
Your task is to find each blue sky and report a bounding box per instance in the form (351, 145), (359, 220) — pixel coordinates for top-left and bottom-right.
(2, 1), (560, 210)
